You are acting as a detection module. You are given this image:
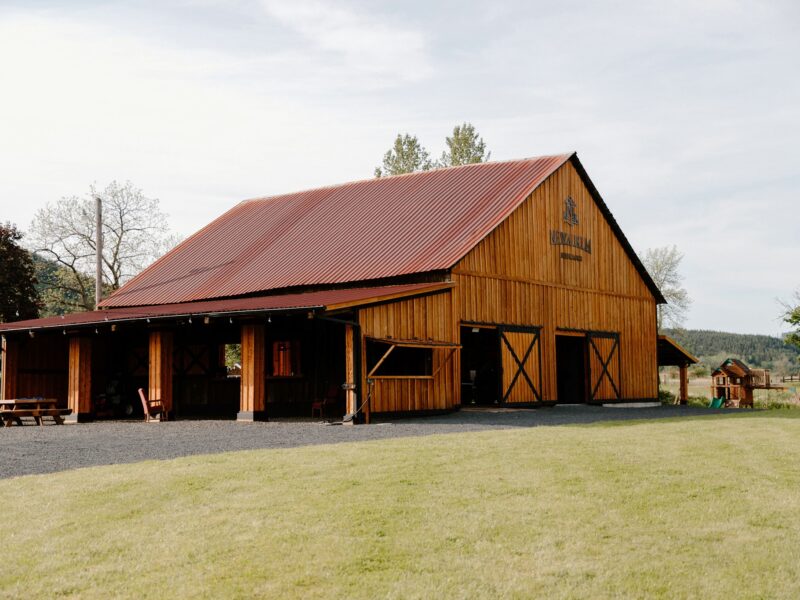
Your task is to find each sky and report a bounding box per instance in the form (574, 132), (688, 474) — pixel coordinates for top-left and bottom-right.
(0, 0), (798, 335)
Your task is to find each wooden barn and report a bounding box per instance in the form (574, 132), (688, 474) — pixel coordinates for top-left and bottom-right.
(0, 153), (666, 423)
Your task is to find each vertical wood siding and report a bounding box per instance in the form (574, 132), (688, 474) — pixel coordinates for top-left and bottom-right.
(2, 335), (69, 405)
(453, 161), (658, 402)
(358, 292), (459, 413)
(1, 336), (18, 400)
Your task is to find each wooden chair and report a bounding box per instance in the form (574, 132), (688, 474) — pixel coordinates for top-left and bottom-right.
(311, 384), (340, 419)
(138, 388), (167, 422)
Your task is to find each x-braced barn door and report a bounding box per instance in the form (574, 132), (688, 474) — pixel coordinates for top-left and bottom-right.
(587, 332), (621, 402)
(499, 326), (542, 403)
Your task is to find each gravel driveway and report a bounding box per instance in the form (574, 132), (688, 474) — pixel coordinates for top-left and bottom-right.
(1, 405), (727, 479)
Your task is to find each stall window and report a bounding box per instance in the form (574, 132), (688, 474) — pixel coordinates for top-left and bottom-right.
(272, 340), (301, 377)
(366, 340), (433, 377)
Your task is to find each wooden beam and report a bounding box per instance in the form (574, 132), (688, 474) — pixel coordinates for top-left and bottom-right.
(149, 330), (173, 418)
(67, 336), (92, 422)
(1, 335), (18, 401)
(367, 344), (396, 378)
(344, 323), (356, 423)
(238, 323), (266, 421)
(361, 330), (370, 424)
(679, 364), (688, 405)
(324, 282), (455, 311)
(431, 348), (458, 379)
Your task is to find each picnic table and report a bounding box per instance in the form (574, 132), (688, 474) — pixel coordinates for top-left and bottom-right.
(0, 398), (72, 427)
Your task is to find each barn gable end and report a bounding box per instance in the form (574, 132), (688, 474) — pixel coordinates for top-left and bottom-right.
(450, 157), (659, 403)
(453, 157), (657, 301)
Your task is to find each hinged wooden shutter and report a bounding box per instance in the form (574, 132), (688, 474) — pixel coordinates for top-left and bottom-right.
(499, 326), (542, 403)
(587, 332), (621, 401)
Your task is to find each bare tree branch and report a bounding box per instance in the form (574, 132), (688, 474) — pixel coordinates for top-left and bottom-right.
(28, 181), (179, 312)
(641, 245), (692, 331)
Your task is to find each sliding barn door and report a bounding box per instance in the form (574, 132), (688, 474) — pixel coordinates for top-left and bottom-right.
(587, 332), (621, 401)
(499, 326), (542, 403)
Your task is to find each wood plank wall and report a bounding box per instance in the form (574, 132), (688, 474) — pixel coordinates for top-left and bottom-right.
(453, 160), (658, 401)
(2, 334), (69, 404)
(358, 292), (459, 413)
(1, 336), (18, 400)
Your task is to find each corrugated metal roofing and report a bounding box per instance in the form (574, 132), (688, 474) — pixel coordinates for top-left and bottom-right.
(0, 283), (449, 333)
(100, 155), (572, 307)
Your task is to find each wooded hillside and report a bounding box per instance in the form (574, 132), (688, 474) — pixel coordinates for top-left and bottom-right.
(664, 328), (800, 374)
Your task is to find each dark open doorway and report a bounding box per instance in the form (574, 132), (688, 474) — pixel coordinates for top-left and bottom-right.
(460, 326), (501, 405)
(556, 335), (588, 403)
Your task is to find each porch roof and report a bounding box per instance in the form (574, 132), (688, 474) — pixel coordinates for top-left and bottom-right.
(0, 282), (453, 334)
(657, 335), (699, 367)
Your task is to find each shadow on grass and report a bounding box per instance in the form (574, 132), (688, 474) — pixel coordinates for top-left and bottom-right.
(383, 405), (800, 430)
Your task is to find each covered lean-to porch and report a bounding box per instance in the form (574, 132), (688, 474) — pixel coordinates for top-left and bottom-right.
(0, 283), (455, 424)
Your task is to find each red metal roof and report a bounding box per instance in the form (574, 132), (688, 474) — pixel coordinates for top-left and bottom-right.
(100, 155), (571, 307)
(0, 283), (450, 333)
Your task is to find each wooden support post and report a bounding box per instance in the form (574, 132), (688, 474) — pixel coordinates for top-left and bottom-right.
(679, 364), (689, 405)
(1, 335), (18, 401)
(361, 331), (370, 425)
(238, 323), (266, 421)
(344, 323), (356, 425)
(149, 330), (173, 418)
(67, 336), (92, 422)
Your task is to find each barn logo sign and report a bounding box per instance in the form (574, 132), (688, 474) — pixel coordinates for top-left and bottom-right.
(551, 196), (591, 261)
(563, 196), (579, 226)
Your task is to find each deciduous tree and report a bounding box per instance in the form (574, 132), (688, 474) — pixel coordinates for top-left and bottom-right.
(375, 124), (491, 177)
(783, 292), (800, 355)
(0, 223), (39, 322)
(29, 181), (178, 311)
(438, 122), (490, 167)
(374, 134), (433, 177)
(641, 245), (691, 330)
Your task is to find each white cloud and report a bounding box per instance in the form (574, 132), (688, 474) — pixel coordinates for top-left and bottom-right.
(261, 0), (433, 85)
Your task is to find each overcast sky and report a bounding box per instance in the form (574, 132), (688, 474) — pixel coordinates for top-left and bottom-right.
(1, 0), (798, 335)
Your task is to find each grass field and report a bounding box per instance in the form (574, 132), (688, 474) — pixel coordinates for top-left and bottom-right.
(2, 412), (800, 598)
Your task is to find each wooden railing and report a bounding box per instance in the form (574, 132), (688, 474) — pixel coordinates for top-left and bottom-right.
(782, 374), (800, 383)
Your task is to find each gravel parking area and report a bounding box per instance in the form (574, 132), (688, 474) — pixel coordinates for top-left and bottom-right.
(1, 405), (729, 479)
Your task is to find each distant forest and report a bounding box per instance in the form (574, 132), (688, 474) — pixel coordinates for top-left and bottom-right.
(663, 328), (800, 374)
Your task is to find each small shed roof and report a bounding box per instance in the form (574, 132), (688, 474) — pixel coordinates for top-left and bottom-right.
(712, 358), (752, 377)
(657, 335), (699, 366)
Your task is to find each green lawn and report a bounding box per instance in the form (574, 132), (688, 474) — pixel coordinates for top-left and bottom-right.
(2, 412), (800, 599)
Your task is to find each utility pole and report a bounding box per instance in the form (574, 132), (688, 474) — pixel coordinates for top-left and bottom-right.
(95, 196), (103, 309)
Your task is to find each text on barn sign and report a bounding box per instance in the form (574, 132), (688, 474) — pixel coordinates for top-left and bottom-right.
(549, 230), (592, 254)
